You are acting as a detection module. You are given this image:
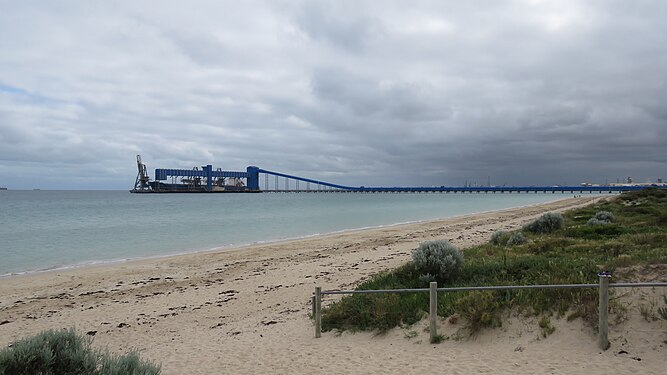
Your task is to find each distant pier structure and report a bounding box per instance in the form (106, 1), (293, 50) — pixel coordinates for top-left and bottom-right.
(130, 156), (660, 194)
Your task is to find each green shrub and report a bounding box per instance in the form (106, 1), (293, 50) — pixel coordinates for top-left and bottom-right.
(0, 328), (97, 375)
(412, 240), (464, 282)
(490, 231), (525, 246)
(538, 316), (556, 337)
(321, 292), (425, 332)
(99, 351), (161, 375)
(524, 212), (564, 234)
(587, 211), (615, 226)
(507, 232), (526, 246)
(594, 211), (615, 223)
(490, 230), (510, 245)
(453, 291), (502, 334)
(0, 328), (160, 375)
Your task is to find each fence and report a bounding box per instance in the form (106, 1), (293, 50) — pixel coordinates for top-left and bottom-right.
(312, 273), (667, 350)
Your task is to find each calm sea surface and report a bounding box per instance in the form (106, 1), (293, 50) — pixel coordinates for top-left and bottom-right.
(0, 190), (601, 276)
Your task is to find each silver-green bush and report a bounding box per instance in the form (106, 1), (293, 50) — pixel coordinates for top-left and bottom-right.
(523, 212), (564, 234)
(0, 328), (161, 375)
(507, 232), (526, 246)
(412, 240), (464, 282)
(490, 230), (510, 245)
(587, 211), (615, 226)
(99, 351), (160, 375)
(586, 218), (609, 226)
(595, 211), (615, 222)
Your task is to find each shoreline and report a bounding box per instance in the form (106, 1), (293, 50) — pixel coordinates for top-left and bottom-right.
(0, 194), (578, 280)
(3, 195), (663, 374)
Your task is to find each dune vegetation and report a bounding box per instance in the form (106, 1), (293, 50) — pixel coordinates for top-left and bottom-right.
(321, 188), (667, 334)
(0, 328), (160, 375)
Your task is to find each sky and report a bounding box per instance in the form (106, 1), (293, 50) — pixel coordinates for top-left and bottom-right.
(1, 0), (666, 189)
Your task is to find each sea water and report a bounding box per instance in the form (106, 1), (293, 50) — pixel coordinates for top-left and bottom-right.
(0, 190), (600, 276)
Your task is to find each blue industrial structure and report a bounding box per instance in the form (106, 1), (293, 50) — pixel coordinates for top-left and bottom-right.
(154, 165), (252, 192)
(131, 156), (662, 194)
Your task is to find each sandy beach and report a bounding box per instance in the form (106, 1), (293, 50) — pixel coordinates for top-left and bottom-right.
(1, 196), (665, 374)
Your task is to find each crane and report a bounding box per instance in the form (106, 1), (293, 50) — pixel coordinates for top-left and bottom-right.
(133, 155), (151, 191)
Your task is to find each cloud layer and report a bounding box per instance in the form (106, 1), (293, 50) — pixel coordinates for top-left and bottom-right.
(1, 0), (666, 189)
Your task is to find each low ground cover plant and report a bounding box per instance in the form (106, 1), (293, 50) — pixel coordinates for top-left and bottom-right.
(490, 230), (526, 247)
(506, 231), (526, 246)
(523, 212), (564, 234)
(587, 210), (615, 226)
(320, 189), (667, 335)
(490, 230), (510, 245)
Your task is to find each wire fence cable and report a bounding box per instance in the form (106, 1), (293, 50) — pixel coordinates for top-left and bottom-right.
(312, 275), (667, 350)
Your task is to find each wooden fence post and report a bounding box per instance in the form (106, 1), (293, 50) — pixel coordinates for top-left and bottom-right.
(430, 282), (438, 343)
(315, 287), (322, 338)
(598, 273), (610, 350)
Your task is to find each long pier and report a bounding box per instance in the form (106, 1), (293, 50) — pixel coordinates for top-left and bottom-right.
(251, 167), (655, 194)
(131, 157), (663, 194)
(261, 188), (622, 194)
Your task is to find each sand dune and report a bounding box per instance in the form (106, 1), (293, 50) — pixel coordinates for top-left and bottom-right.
(1, 196), (665, 374)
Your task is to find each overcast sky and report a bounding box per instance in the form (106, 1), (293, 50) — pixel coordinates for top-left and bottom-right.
(1, 0), (666, 189)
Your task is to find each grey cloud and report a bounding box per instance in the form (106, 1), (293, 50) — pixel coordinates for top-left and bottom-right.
(167, 32), (231, 66)
(294, 2), (383, 52)
(0, 1), (666, 189)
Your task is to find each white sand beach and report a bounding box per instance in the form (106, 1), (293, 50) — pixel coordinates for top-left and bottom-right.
(1, 196), (665, 374)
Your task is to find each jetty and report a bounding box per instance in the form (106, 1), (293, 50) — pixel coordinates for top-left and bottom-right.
(130, 155), (662, 194)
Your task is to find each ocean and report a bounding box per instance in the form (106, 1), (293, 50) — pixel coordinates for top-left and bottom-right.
(0, 190), (605, 276)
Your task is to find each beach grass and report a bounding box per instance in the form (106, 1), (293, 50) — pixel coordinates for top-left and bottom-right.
(321, 188), (667, 334)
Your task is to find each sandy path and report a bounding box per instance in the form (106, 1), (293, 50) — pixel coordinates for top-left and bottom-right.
(1, 196), (665, 374)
